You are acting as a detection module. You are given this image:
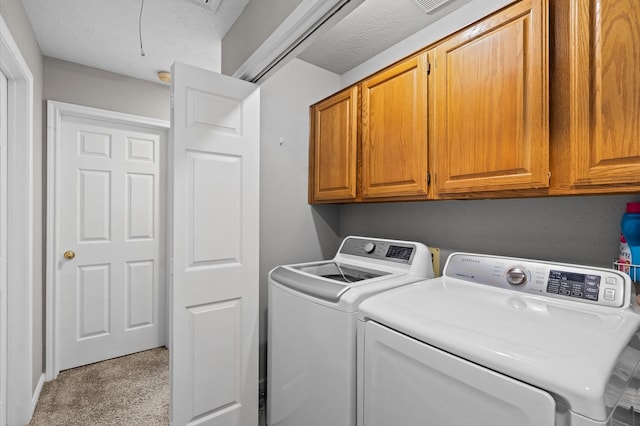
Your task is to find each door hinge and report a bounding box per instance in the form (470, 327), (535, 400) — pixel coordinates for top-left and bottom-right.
(427, 60), (431, 76)
(427, 172), (431, 187)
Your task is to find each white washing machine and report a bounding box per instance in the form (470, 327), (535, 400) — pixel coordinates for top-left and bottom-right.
(357, 252), (640, 426)
(267, 236), (435, 426)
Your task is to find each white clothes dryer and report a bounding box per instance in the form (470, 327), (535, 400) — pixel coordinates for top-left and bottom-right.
(267, 236), (434, 426)
(357, 252), (640, 426)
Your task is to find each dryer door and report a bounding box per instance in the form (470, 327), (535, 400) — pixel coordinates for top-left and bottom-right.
(361, 321), (556, 426)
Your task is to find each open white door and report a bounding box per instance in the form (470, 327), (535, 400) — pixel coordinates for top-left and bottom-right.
(170, 62), (260, 426)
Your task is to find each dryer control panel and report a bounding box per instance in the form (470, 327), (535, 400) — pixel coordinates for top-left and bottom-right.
(445, 253), (629, 308)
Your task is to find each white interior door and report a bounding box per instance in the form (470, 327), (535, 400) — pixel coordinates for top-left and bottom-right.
(0, 69), (8, 426)
(54, 107), (167, 371)
(170, 62), (260, 426)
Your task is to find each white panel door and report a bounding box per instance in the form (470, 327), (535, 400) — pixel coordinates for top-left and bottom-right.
(0, 69), (8, 426)
(170, 62), (260, 426)
(57, 113), (166, 370)
(361, 321), (556, 426)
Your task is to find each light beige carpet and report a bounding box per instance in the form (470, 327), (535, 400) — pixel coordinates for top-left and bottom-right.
(29, 347), (169, 426)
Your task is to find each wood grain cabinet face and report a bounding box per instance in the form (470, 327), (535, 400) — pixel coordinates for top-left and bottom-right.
(431, 0), (549, 195)
(309, 87), (358, 202)
(361, 53), (429, 199)
(551, 0), (640, 190)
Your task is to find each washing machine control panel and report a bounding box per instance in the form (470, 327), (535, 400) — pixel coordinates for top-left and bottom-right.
(339, 237), (416, 264)
(445, 253), (628, 307)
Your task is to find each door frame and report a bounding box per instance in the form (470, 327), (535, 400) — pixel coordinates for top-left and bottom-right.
(0, 15), (36, 425)
(0, 65), (8, 426)
(46, 101), (170, 380)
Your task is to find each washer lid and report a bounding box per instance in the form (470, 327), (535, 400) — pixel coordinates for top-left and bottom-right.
(359, 276), (640, 422)
(293, 261), (390, 283)
(270, 262), (390, 302)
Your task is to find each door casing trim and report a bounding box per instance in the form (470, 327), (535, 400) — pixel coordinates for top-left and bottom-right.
(0, 14), (35, 425)
(46, 100), (169, 380)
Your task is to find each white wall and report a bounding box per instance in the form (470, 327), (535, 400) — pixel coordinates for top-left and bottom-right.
(259, 58), (341, 380)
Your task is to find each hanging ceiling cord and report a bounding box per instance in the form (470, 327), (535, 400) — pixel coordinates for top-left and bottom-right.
(139, 0), (146, 56)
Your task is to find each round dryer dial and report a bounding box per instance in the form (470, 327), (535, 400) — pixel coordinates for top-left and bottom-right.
(506, 267), (528, 285)
(364, 242), (376, 253)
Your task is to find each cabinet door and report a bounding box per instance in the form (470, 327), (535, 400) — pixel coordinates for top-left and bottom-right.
(551, 0), (640, 189)
(361, 53), (429, 199)
(309, 86), (358, 202)
(432, 0), (549, 195)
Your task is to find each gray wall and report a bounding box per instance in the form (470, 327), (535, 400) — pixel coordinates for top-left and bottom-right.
(259, 58), (341, 381)
(1, 0), (45, 393)
(44, 57), (170, 121)
(221, 0), (303, 76)
(340, 195), (638, 273)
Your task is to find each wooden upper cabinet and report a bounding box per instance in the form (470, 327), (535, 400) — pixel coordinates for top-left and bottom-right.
(309, 86), (358, 202)
(431, 0), (549, 196)
(550, 0), (640, 191)
(361, 53), (430, 199)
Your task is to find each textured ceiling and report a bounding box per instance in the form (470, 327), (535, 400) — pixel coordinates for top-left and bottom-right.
(20, 0), (250, 83)
(298, 0), (472, 74)
(20, 0), (473, 83)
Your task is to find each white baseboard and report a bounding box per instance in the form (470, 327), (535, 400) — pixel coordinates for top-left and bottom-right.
(30, 373), (45, 417)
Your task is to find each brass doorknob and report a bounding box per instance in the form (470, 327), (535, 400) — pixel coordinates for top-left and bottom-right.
(63, 250), (76, 260)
